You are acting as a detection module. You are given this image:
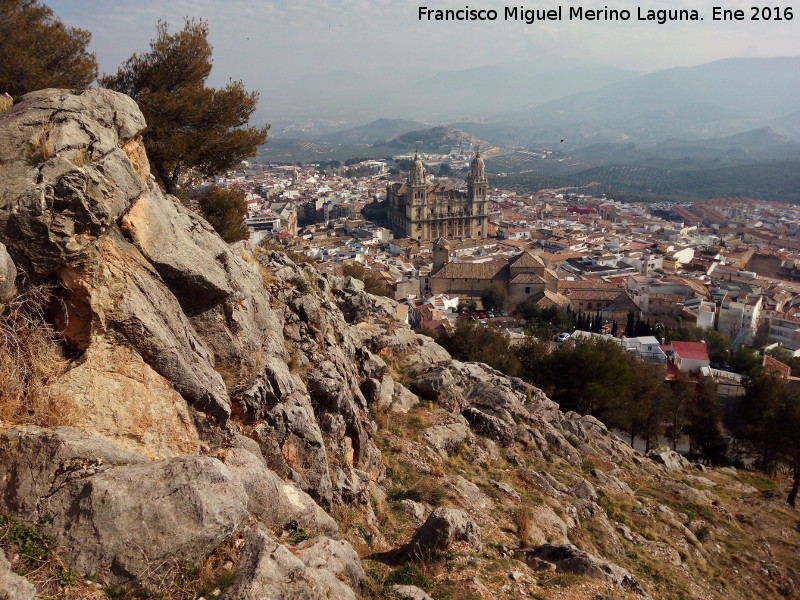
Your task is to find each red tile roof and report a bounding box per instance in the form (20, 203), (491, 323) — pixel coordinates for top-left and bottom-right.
(671, 341), (709, 361)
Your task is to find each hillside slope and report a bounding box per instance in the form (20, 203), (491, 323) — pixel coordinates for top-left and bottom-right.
(0, 90), (798, 600)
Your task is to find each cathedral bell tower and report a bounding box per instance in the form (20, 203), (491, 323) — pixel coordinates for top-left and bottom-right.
(467, 149), (488, 237)
(408, 152), (427, 203)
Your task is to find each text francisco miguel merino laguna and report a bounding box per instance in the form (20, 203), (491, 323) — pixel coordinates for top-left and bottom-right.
(418, 5), (795, 24)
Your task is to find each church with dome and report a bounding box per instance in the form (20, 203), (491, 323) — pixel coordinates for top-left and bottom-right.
(385, 150), (488, 241)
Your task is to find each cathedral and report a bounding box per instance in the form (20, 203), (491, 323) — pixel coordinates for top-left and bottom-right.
(385, 150), (488, 241)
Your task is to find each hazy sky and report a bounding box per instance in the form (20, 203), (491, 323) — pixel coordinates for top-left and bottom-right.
(48, 0), (800, 119)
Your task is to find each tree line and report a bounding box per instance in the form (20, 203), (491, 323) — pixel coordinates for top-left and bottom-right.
(426, 320), (800, 505)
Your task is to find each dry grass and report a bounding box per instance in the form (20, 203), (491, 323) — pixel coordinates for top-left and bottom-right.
(0, 285), (70, 426)
(69, 148), (91, 167)
(516, 506), (536, 549)
(25, 122), (54, 165)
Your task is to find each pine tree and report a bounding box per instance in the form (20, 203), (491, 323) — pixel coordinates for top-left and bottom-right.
(1, 0), (97, 97)
(101, 20), (268, 195)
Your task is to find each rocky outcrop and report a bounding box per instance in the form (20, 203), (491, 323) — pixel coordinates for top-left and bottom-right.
(218, 437), (339, 538)
(1, 88), (795, 600)
(0, 548), (37, 600)
(647, 446), (691, 472)
(527, 544), (651, 598)
(0, 428), (247, 589)
(402, 507), (482, 558)
(0, 89), (146, 277)
(392, 585), (434, 600)
(0, 427), (365, 593)
(222, 528), (363, 600)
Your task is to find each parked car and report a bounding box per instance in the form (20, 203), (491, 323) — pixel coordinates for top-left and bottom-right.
(556, 332), (571, 342)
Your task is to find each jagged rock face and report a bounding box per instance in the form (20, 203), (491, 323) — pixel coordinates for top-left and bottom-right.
(0, 89), (146, 277)
(0, 88), (291, 453)
(223, 527), (364, 600)
(0, 427), (363, 594)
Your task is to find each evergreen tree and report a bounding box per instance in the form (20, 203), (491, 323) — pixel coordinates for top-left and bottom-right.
(625, 310), (635, 337)
(686, 377), (728, 464)
(101, 19), (268, 195)
(480, 283), (509, 312)
(197, 186), (249, 243)
(1, 0), (98, 97)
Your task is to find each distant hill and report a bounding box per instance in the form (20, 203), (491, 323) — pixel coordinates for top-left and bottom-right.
(376, 126), (489, 154)
(256, 138), (389, 164)
(767, 110), (800, 142)
(572, 127), (800, 165)
(315, 118), (429, 145)
(510, 57), (800, 144)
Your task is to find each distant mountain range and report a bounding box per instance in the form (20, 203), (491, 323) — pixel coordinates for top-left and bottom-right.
(269, 56), (800, 150)
(260, 57), (800, 204)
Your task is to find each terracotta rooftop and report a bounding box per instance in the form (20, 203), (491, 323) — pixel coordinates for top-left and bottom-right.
(671, 341), (710, 361)
(510, 250), (546, 269)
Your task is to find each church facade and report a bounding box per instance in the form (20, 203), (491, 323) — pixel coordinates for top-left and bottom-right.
(386, 151), (488, 241)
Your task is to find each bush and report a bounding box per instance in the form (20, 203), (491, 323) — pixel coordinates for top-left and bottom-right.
(197, 185), (249, 243)
(0, 513), (56, 564)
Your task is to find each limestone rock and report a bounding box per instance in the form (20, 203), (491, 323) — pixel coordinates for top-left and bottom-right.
(0, 426), (147, 518)
(647, 446), (691, 473)
(526, 544), (651, 597)
(446, 475), (493, 509)
(120, 189), (232, 309)
(392, 585), (434, 600)
(0, 89), (146, 277)
(294, 536), (365, 590)
(362, 376), (394, 408)
(391, 382), (420, 412)
(219, 438), (339, 538)
(122, 197), (283, 400)
(0, 427), (247, 589)
(223, 528), (363, 600)
(57, 236), (231, 420)
(421, 415), (474, 458)
(569, 478), (598, 503)
(254, 399), (334, 507)
(462, 406), (514, 446)
(411, 367), (456, 400)
(0, 243), (15, 303)
(490, 479), (521, 500)
(47, 456), (247, 588)
(399, 499), (428, 521)
(45, 343), (201, 459)
(588, 468), (634, 495)
(402, 507), (482, 558)
(0, 548), (37, 600)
